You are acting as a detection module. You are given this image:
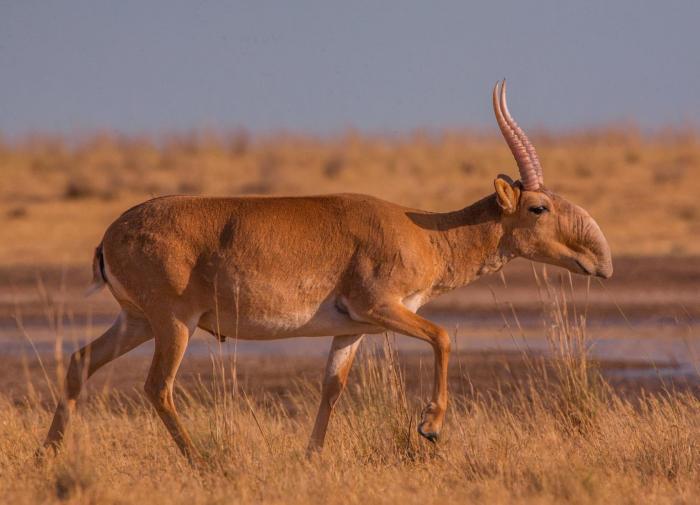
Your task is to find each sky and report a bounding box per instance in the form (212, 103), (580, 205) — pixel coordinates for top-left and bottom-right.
(1, 1), (699, 137)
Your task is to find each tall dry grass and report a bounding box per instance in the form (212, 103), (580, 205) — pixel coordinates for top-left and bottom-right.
(0, 275), (698, 504)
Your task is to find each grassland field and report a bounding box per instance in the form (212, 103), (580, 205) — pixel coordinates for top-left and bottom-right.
(0, 128), (699, 504)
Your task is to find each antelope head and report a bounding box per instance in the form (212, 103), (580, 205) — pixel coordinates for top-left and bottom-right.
(491, 80), (613, 279)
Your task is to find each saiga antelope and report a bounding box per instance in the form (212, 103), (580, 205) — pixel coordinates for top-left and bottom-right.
(43, 80), (613, 461)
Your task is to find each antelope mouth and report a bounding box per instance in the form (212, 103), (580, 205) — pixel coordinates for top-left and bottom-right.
(575, 259), (592, 276)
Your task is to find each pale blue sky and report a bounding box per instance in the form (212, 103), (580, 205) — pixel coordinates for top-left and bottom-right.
(1, 1), (698, 136)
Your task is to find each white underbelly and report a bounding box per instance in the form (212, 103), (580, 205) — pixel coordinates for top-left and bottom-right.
(198, 297), (384, 340)
(199, 290), (430, 341)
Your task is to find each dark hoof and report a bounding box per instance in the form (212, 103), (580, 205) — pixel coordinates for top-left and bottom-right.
(35, 442), (59, 462)
(33, 447), (47, 463)
(417, 424), (439, 443)
(305, 444), (322, 459)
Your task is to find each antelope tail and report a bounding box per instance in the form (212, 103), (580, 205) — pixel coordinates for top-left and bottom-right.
(85, 243), (107, 296)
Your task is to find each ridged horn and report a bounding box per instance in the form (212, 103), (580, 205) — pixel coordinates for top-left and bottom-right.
(492, 80), (540, 190)
(499, 79), (543, 186)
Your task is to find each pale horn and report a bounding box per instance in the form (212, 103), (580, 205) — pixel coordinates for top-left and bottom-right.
(492, 80), (541, 190)
(499, 79), (543, 186)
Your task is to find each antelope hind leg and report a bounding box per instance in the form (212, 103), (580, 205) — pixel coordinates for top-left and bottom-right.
(143, 315), (200, 464)
(307, 334), (364, 455)
(43, 311), (153, 452)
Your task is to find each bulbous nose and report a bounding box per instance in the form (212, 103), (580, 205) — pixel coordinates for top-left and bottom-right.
(596, 261), (613, 279)
(576, 209), (613, 280)
(587, 222), (613, 279)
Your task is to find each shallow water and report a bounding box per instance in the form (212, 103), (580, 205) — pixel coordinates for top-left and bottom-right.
(2, 311), (698, 383)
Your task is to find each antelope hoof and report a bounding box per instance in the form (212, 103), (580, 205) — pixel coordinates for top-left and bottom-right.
(182, 449), (206, 468)
(305, 440), (324, 459)
(33, 446), (50, 463)
(418, 402), (443, 443)
(305, 447), (322, 460)
(417, 423), (439, 443)
(36, 440), (61, 461)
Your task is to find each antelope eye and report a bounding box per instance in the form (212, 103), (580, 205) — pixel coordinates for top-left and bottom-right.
(528, 205), (548, 215)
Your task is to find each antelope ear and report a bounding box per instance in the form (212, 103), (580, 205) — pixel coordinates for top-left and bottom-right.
(494, 175), (521, 215)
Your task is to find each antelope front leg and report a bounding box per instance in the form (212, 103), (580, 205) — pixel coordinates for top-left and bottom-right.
(307, 334), (364, 455)
(350, 301), (451, 442)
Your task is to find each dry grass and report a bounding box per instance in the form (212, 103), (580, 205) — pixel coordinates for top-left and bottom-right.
(1, 278), (698, 504)
(1, 127), (699, 267)
(1, 128), (698, 503)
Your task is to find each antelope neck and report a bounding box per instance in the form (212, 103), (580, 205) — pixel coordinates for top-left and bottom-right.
(429, 195), (514, 290)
